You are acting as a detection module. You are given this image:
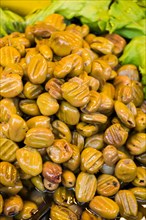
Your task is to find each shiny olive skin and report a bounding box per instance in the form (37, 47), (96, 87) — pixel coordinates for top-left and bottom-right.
(31, 175), (45, 192)
(15, 201), (38, 220)
(132, 167), (146, 187)
(75, 172), (97, 203)
(43, 178), (59, 191)
(24, 127), (54, 148)
(3, 195), (23, 217)
(103, 145), (119, 166)
(81, 147), (104, 174)
(53, 186), (74, 207)
(0, 194), (4, 214)
(89, 196), (119, 219)
(47, 139), (73, 164)
(16, 147), (42, 176)
(0, 161), (19, 187)
(81, 210), (102, 220)
(62, 170), (76, 188)
(50, 204), (78, 220)
(42, 161), (62, 184)
(115, 190), (138, 218)
(52, 120), (72, 143)
(115, 159), (137, 182)
(63, 144), (80, 171)
(96, 174), (120, 197)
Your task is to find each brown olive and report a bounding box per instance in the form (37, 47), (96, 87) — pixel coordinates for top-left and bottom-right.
(42, 161), (62, 184)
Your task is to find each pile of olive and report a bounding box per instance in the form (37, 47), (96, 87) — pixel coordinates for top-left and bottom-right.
(0, 14), (146, 220)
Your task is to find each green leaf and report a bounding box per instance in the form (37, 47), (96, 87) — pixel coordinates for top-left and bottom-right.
(119, 35), (146, 98)
(115, 19), (146, 39)
(106, 0), (145, 33)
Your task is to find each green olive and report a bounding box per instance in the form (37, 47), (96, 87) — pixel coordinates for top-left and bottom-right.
(115, 190), (138, 218)
(89, 196), (119, 219)
(115, 159), (137, 182)
(3, 195), (23, 217)
(0, 194), (4, 214)
(50, 204), (78, 220)
(0, 161), (19, 187)
(57, 101), (80, 125)
(75, 172), (97, 203)
(62, 170), (76, 188)
(52, 120), (72, 143)
(81, 148), (104, 174)
(15, 201), (38, 220)
(16, 147), (42, 176)
(37, 92), (59, 116)
(53, 186), (74, 207)
(31, 175), (45, 192)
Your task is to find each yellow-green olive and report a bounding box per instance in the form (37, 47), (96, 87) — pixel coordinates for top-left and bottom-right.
(57, 101), (80, 125)
(115, 158), (137, 182)
(23, 81), (43, 99)
(81, 148), (104, 174)
(52, 120), (72, 143)
(0, 161), (19, 187)
(71, 131), (84, 152)
(76, 122), (99, 137)
(47, 139), (73, 164)
(130, 187), (146, 202)
(126, 133), (146, 155)
(89, 196), (119, 219)
(96, 174), (120, 197)
(62, 170), (76, 188)
(103, 145), (119, 166)
(0, 138), (19, 162)
(26, 116), (51, 129)
(135, 108), (146, 132)
(50, 204), (78, 220)
(0, 180), (23, 196)
(15, 201), (38, 220)
(19, 99), (41, 116)
(37, 92), (59, 116)
(6, 114), (28, 142)
(31, 175), (45, 192)
(61, 80), (90, 107)
(132, 167), (146, 187)
(0, 72), (23, 98)
(24, 127), (54, 148)
(104, 123), (128, 148)
(45, 77), (63, 100)
(63, 144), (80, 171)
(53, 186), (74, 207)
(0, 46), (21, 67)
(115, 190), (138, 218)
(0, 98), (17, 122)
(16, 147), (42, 176)
(27, 54), (48, 84)
(0, 194), (4, 215)
(75, 172), (97, 203)
(114, 100), (135, 128)
(81, 210), (102, 220)
(3, 195), (23, 217)
(85, 134), (105, 150)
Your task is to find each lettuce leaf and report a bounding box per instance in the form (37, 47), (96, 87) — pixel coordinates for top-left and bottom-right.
(119, 36), (146, 97)
(115, 19), (146, 39)
(106, 0), (145, 33)
(25, 0), (112, 33)
(0, 8), (25, 36)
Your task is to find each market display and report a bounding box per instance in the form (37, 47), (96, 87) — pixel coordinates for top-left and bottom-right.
(0, 3), (146, 220)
